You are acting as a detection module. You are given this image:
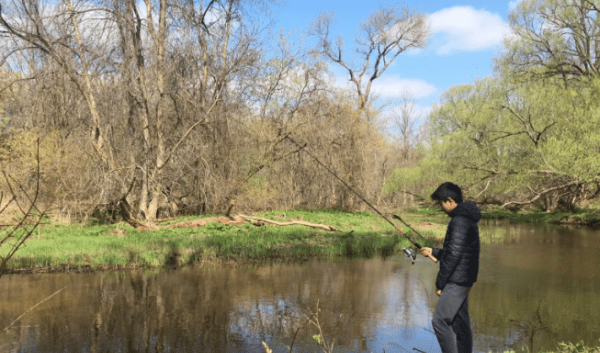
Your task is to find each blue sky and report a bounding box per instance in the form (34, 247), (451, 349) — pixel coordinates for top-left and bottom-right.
(267, 0), (520, 124)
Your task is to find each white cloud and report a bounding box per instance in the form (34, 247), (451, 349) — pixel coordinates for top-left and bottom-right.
(334, 74), (437, 99)
(372, 75), (437, 99)
(429, 6), (511, 55)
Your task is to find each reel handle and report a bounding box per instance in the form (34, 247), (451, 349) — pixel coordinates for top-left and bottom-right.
(427, 254), (439, 263)
(415, 245), (438, 263)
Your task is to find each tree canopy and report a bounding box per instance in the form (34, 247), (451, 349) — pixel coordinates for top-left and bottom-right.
(386, 0), (600, 211)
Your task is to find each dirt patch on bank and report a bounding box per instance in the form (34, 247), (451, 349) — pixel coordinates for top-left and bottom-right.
(410, 222), (443, 232)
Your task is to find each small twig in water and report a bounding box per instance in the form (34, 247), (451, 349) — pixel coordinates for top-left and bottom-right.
(2, 286), (66, 331)
(289, 309), (318, 352)
(305, 299), (335, 353)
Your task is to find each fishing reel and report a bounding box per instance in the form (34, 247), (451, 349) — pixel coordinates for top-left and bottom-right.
(402, 247), (417, 265)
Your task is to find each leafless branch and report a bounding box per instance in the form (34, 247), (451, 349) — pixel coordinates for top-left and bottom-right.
(0, 139), (45, 278)
(501, 180), (580, 208)
(2, 286), (66, 331)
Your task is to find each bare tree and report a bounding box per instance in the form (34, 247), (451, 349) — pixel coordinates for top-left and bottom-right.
(0, 141), (44, 278)
(391, 92), (420, 161)
(309, 4), (430, 110)
(0, 0), (416, 219)
(0, 0), (262, 223)
(305, 4), (429, 209)
(0, 0), (116, 166)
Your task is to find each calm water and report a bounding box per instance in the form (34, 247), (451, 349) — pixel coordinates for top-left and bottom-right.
(0, 221), (598, 352)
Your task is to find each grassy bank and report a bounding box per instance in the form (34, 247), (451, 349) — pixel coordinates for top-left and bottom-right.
(539, 341), (600, 353)
(407, 203), (600, 228)
(14, 203), (596, 273)
(2, 209), (445, 272)
(494, 341), (600, 353)
(480, 206), (600, 227)
(5, 202), (600, 271)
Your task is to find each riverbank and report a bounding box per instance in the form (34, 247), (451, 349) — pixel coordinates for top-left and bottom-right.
(1, 209), (445, 273)
(480, 206), (600, 228)
(405, 203), (600, 228)
(4, 205), (599, 273)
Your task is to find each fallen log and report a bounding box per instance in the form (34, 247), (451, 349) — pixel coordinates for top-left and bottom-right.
(165, 217), (245, 228)
(162, 213), (342, 232)
(237, 215), (342, 232)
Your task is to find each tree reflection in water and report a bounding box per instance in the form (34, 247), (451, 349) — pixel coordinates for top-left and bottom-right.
(0, 260), (437, 352)
(0, 223), (599, 353)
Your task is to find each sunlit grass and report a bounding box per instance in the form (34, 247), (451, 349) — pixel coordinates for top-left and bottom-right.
(541, 341), (600, 353)
(6, 206), (554, 271)
(2, 209), (442, 270)
(497, 340), (600, 353)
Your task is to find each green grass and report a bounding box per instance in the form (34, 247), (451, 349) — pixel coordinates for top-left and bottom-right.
(1, 209), (441, 271)
(11, 205), (570, 271)
(540, 341), (600, 353)
(500, 341), (600, 353)
(481, 206), (600, 226)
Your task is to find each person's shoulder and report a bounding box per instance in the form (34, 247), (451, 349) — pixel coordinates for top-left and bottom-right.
(449, 215), (472, 227)
(450, 201), (482, 223)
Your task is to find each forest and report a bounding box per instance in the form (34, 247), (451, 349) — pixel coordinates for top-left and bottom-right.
(0, 0), (599, 228)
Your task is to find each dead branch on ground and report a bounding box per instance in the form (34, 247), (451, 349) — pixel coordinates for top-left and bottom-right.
(163, 214), (342, 232)
(237, 215), (341, 232)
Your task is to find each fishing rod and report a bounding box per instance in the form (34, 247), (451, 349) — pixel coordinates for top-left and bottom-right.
(391, 214), (425, 239)
(286, 136), (437, 264)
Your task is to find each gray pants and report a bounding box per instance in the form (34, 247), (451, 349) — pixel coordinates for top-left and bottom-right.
(432, 283), (472, 353)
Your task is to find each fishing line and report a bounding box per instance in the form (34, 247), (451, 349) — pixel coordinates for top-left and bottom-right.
(392, 214), (426, 239)
(285, 136), (437, 263)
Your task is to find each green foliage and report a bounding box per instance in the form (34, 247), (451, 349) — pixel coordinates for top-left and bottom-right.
(481, 207), (600, 226)
(423, 74), (600, 204)
(498, 0), (600, 79)
(383, 166), (423, 193)
(419, 0), (600, 209)
(312, 334), (322, 345)
(540, 79), (600, 180)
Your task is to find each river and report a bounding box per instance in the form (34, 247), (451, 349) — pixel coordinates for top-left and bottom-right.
(0, 221), (598, 352)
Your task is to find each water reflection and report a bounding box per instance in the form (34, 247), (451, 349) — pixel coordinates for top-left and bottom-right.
(0, 259), (440, 352)
(474, 221), (600, 352)
(0, 221), (598, 352)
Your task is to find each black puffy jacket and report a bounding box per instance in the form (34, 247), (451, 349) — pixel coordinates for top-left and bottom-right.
(432, 201), (481, 290)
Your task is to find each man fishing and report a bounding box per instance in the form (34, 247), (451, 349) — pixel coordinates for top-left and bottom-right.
(419, 182), (481, 353)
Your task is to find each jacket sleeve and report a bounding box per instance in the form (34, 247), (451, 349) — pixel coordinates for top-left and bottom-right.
(436, 216), (470, 290)
(432, 247), (443, 260)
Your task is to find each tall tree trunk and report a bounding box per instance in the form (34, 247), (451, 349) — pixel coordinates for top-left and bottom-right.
(144, 0), (168, 222)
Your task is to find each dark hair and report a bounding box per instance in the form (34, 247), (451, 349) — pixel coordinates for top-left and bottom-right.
(431, 182), (463, 203)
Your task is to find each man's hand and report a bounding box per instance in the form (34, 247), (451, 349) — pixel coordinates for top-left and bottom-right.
(436, 289), (442, 297)
(419, 247), (432, 257)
